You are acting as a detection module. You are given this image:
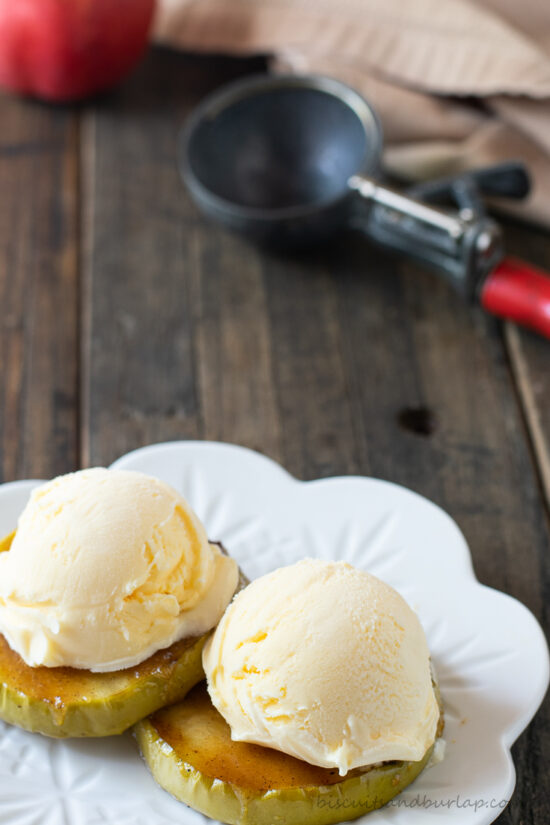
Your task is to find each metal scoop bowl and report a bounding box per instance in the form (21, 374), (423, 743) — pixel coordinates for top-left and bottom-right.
(180, 74), (550, 339)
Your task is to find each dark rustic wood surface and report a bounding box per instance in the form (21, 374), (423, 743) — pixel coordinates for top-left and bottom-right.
(0, 47), (548, 824)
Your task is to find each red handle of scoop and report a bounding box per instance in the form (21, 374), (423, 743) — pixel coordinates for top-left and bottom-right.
(481, 257), (550, 339)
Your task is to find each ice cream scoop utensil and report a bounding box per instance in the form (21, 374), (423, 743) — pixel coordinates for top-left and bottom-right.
(180, 74), (550, 340)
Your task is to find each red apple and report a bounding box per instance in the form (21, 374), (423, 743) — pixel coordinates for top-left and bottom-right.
(0, 0), (156, 102)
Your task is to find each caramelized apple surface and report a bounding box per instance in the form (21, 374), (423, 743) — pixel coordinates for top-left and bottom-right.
(136, 682), (442, 825)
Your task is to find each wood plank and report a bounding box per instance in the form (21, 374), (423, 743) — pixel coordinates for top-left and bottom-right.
(262, 247), (364, 480)
(0, 95), (79, 481)
(497, 224), (550, 822)
(500, 221), (550, 512)
(190, 229), (282, 460)
(82, 49), (267, 467)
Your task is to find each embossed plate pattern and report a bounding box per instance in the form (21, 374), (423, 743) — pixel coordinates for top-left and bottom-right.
(0, 441), (547, 825)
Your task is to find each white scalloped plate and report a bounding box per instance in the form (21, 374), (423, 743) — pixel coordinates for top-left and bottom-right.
(0, 441), (547, 825)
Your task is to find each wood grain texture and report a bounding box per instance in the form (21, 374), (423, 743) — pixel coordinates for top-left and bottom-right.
(0, 96), (79, 482)
(502, 220), (550, 514)
(81, 50), (267, 466)
(190, 229), (283, 460)
(83, 52), (549, 823)
(24, 45), (548, 824)
(497, 223), (550, 825)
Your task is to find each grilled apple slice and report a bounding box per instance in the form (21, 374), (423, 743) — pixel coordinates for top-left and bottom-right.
(0, 534), (243, 738)
(135, 682), (443, 825)
(0, 631), (207, 739)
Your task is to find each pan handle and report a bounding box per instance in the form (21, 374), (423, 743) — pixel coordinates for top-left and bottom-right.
(348, 175), (503, 300)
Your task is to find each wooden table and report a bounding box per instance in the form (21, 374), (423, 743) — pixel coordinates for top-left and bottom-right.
(0, 48), (548, 823)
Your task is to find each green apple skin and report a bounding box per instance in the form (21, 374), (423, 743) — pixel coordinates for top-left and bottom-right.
(135, 683), (438, 825)
(0, 632), (208, 738)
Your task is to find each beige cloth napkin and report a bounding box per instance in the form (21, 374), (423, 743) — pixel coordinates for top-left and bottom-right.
(154, 0), (550, 226)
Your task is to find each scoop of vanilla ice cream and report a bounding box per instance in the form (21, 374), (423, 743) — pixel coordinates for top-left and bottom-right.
(203, 559), (438, 775)
(0, 468), (238, 672)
